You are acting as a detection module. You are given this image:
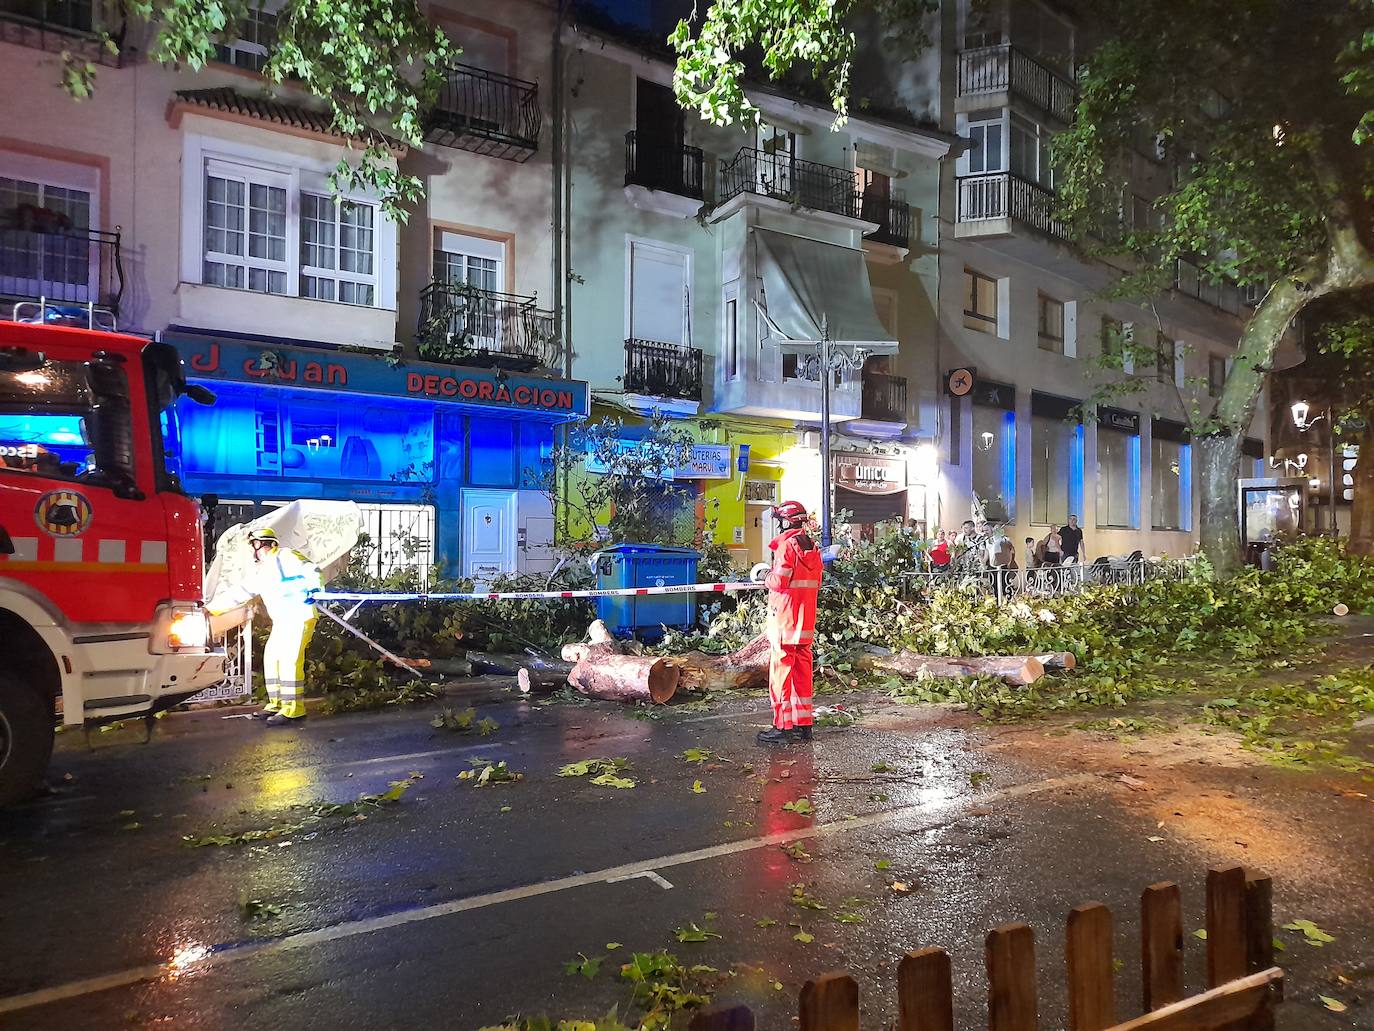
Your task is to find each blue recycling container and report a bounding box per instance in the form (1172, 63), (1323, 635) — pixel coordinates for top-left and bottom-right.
(594, 544), (701, 638)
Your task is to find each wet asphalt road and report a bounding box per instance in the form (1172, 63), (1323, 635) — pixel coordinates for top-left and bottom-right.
(0, 684), (1370, 1030)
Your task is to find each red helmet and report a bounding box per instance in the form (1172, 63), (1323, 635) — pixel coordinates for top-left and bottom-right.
(771, 500), (808, 524)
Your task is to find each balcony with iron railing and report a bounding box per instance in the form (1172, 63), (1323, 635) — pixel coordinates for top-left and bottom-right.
(859, 191), (911, 248)
(622, 338), (704, 402)
(624, 131), (705, 200)
(720, 148), (862, 221)
(0, 225), (124, 316)
(860, 370), (907, 424)
(425, 63), (541, 162)
(1173, 257), (1250, 316)
(0, 0), (123, 62)
(956, 172), (1070, 242)
(957, 44), (1075, 123)
(416, 282), (559, 371)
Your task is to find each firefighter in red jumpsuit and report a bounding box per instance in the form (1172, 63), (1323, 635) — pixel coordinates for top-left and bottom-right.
(757, 500), (823, 746)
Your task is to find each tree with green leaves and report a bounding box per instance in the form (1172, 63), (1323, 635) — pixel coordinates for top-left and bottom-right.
(672, 0), (1374, 574)
(63, 0), (452, 219)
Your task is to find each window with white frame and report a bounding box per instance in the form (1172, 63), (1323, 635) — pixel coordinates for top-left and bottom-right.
(214, 6), (278, 72)
(0, 174), (95, 293)
(627, 239), (689, 346)
(203, 162), (288, 294)
(1010, 115), (1053, 187)
(965, 118), (1004, 175)
(434, 230), (503, 292)
(301, 194), (375, 305)
(185, 139), (394, 311)
(963, 268), (998, 334)
(1038, 294), (1064, 353)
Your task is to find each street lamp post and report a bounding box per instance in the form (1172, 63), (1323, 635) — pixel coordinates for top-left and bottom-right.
(1291, 399), (1338, 535)
(818, 324), (833, 548)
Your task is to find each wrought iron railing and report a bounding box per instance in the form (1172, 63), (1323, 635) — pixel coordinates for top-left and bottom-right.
(425, 63), (541, 162)
(957, 173), (1070, 241)
(860, 371), (906, 423)
(859, 191), (911, 248)
(901, 556), (1194, 605)
(720, 148), (862, 220)
(622, 338), (704, 402)
(1174, 257), (1245, 315)
(0, 226), (124, 314)
(417, 282), (559, 370)
(624, 131), (705, 200)
(957, 44), (1075, 122)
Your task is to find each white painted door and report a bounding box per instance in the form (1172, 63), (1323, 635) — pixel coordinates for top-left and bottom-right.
(461, 489), (517, 585)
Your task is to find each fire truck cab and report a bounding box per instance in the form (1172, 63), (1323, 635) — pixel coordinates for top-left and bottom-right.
(0, 306), (224, 805)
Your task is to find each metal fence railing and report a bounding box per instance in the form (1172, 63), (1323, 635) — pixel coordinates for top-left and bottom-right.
(0, 226), (124, 314)
(901, 557), (1194, 605)
(417, 282), (559, 369)
(957, 44), (1075, 122)
(623, 338), (704, 402)
(859, 191), (911, 248)
(957, 173), (1071, 241)
(425, 63), (541, 162)
(624, 131), (705, 200)
(860, 371), (907, 422)
(720, 147), (859, 219)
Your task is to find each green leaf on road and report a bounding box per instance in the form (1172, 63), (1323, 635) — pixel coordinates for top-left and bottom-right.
(1319, 996), (1347, 1012)
(789, 884), (826, 910)
(834, 913), (864, 924)
(674, 922), (721, 943)
(1192, 929), (1207, 940)
(691, 780), (706, 794)
(590, 773), (637, 789)
(681, 748), (719, 763)
(564, 953), (603, 979)
(781, 842), (811, 862)
(606, 942), (623, 950)
(871, 761), (892, 773)
(969, 771), (990, 788)
(874, 859), (892, 870)
(793, 930), (814, 944)
(1281, 919), (1335, 945)
(755, 918), (778, 927)
(782, 798), (814, 815)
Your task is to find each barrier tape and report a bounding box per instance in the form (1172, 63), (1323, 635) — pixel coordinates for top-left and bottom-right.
(311, 581), (767, 605)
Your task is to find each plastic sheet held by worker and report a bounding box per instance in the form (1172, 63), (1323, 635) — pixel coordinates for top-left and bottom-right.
(204, 500), (362, 633)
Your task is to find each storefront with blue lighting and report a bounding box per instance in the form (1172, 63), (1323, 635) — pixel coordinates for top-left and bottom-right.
(165, 332), (588, 578)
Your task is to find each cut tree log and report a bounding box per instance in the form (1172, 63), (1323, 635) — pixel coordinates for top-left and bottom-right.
(568, 653), (680, 704)
(516, 654), (576, 694)
(1033, 651), (1077, 671)
(676, 633), (772, 692)
(861, 651), (1046, 686)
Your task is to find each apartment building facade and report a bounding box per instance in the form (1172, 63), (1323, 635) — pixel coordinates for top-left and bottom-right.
(0, 0), (587, 583)
(932, 0), (1272, 560)
(561, 14), (951, 566)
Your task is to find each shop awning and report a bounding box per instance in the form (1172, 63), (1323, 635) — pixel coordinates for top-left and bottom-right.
(754, 229), (897, 354)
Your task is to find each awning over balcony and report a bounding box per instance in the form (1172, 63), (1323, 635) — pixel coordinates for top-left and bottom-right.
(753, 229), (897, 355)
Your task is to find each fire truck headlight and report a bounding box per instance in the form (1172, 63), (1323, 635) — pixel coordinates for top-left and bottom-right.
(154, 603), (211, 653)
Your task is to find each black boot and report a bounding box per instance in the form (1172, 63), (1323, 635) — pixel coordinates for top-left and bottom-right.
(789, 725), (814, 742)
(756, 726), (793, 746)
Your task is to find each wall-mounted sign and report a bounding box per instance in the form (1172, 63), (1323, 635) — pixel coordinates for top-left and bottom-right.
(744, 480), (780, 504)
(585, 442), (732, 480)
(946, 367), (976, 397)
(971, 379), (1016, 410)
(169, 334), (589, 420)
(1097, 407), (1140, 434)
(832, 453), (906, 496)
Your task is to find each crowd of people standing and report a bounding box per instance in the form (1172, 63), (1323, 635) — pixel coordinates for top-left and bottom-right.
(910, 514), (1085, 574)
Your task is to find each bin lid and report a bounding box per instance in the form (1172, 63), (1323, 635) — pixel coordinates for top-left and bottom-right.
(598, 544), (701, 557)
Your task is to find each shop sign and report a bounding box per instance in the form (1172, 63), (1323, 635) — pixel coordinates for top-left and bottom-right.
(832, 454), (906, 496)
(169, 334), (589, 419)
(1097, 407), (1140, 434)
(585, 442), (732, 480)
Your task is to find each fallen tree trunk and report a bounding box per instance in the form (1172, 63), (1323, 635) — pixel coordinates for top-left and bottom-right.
(516, 654), (577, 694)
(861, 652), (1046, 686)
(676, 633), (771, 692)
(561, 619), (624, 664)
(568, 653), (680, 704)
(1033, 651), (1076, 671)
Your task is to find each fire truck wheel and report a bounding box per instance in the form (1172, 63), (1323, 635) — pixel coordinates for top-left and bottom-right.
(0, 673), (55, 808)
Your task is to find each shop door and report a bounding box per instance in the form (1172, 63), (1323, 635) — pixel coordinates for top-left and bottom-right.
(461, 489), (517, 585)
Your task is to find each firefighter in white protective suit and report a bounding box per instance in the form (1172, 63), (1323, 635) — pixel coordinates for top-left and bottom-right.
(208, 528), (323, 725)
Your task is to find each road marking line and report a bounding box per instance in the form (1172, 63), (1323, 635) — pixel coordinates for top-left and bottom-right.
(331, 743), (498, 770)
(607, 870), (675, 890)
(0, 772), (1096, 1015)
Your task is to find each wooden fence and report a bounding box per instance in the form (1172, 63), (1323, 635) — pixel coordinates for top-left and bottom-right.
(690, 865), (1283, 1031)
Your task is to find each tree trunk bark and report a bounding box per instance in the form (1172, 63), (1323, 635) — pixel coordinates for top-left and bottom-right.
(676, 633), (771, 692)
(860, 652), (1046, 686)
(1347, 420), (1374, 554)
(568, 654), (681, 704)
(1200, 276), (1313, 576)
(1196, 432), (1245, 577)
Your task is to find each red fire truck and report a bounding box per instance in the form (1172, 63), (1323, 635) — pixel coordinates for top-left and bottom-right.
(0, 307), (224, 805)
